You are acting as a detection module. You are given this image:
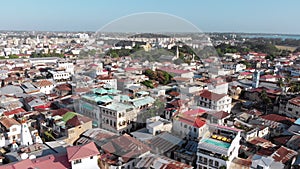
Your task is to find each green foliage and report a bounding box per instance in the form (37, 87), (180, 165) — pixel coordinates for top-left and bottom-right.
(8, 54), (19, 59)
(288, 82), (300, 93)
(260, 89), (271, 105)
(31, 53), (64, 58)
(143, 69), (173, 85)
(239, 60), (252, 68)
(44, 131), (56, 141)
(141, 80), (154, 89)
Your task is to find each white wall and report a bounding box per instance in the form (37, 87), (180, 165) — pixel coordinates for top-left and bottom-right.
(71, 155), (99, 169)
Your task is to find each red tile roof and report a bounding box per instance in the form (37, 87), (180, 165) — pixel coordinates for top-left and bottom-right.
(177, 109), (207, 128)
(55, 84), (72, 91)
(0, 154), (71, 169)
(210, 111), (230, 119)
(3, 108), (26, 117)
(289, 96), (300, 106)
(101, 134), (150, 162)
(260, 114), (295, 123)
(199, 90), (227, 101)
(271, 146), (298, 163)
(67, 142), (99, 161)
(34, 80), (54, 87)
(0, 117), (20, 129)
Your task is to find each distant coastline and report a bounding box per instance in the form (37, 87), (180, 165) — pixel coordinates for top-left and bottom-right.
(240, 34), (300, 40)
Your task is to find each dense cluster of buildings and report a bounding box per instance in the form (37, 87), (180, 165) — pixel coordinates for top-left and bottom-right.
(0, 32), (299, 169)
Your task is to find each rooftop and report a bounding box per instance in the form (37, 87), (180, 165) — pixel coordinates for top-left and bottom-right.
(67, 142), (99, 161)
(199, 90), (227, 101)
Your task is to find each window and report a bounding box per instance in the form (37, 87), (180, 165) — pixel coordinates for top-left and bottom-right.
(215, 161), (219, 167)
(257, 165), (264, 169)
(209, 159), (213, 166)
(74, 159), (82, 164)
(90, 156), (93, 159)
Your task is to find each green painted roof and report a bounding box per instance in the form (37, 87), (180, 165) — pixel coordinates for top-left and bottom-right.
(107, 89), (121, 94)
(106, 102), (134, 112)
(136, 91), (149, 95)
(131, 96), (155, 107)
(93, 88), (108, 95)
(62, 112), (76, 122)
(83, 94), (113, 103)
(120, 95), (131, 102)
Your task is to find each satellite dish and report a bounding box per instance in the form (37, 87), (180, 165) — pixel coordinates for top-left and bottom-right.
(20, 153), (28, 160)
(29, 155), (36, 159)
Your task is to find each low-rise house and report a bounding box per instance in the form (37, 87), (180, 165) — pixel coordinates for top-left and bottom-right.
(285, 96), (300, 118)
(54, 83), (72, 97)
(0, 117), (21, 146)
(99, 134), (151, 169)
(172, 109), (207, 140)
(47, 109), (93, 144)
(259, 114), (295, 136)
(136, 153), (194, 169)
(146, 116), (172, 135)
(21, 82), (40, 94)
(0, 142), (99, 169)
(174, 141), (198, 167)
(207, 111), (230, 126)
(34, 79), (55, 94)
(67, 142), (100, 169)
(146, 132), (183, 158)
(251, 146), (298, 169)
(23, 96), (47, 111)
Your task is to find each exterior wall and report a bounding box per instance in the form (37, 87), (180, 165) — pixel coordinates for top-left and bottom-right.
(98, 79), (117, 89)
(38, 84), (55, 94)
(147, 123), (172, 135)
(65, 120), (92, 144)
(196, 130), (241, 169)
(6, 124), (21, 144)
(172, 120), (206, 139)
(258, 127), (269, 138)
(285, 102), (300, 118)
(197, 152), (227, 169)
(57, 61), (74, 74)
(76, 99), (101, 127)
(198, 96), (232, 112)
(208, 83), (229, 94)
(71, 155), (99, 169)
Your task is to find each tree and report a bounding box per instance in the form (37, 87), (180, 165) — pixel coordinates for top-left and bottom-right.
(277, 78), (284, 89)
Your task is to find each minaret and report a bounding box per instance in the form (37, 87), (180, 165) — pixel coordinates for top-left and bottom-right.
(176, 46), (179, 59)
(36, 35), (40, 44)
(20, 119), (33, 146)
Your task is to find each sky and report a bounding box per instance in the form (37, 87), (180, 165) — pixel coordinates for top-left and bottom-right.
(1, 0), (300, 34)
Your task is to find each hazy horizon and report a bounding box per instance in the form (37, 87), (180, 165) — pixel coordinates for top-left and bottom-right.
(1, 0), (300, 34)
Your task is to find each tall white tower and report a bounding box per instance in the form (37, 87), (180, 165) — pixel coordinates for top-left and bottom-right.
(20, 120), (33, 146)
(176, 46), (179, 59)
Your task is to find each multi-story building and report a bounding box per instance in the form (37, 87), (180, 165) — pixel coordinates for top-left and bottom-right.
(285, 96), (300, 118)
(197, 90), (232, 112)
(57, 59), (74, 74)
(172, 109), (207, 140)
(196, 124), (241, 169)
(48, 70), (71, 83)
(33, 79), (55, 94)
(75, 87), (155, 134)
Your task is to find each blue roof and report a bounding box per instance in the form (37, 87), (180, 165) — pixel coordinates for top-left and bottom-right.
(295, 118), (300, 125)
